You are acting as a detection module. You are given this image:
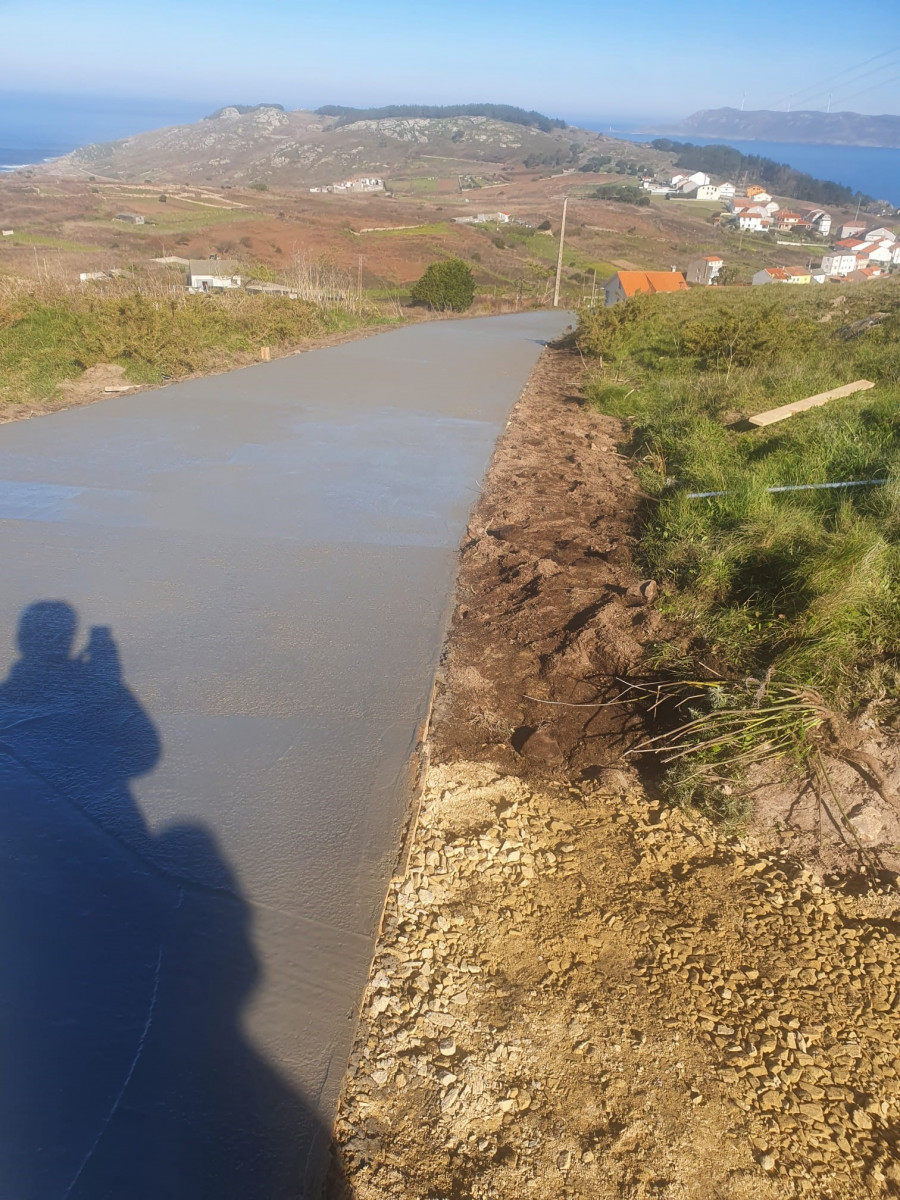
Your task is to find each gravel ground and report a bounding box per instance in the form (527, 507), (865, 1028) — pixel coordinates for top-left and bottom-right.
(332, 763), (900, 1198)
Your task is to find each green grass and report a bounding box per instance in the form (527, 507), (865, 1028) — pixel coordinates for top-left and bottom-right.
(364, 222), (449, 237)
(579, 278), (900, 811)
(0, 288), (381, 403)
(2, 232), (102, 253)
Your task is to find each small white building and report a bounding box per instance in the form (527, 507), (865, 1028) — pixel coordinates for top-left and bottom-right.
(737, 212), (771, 232)
(114, 212), (145, 225)
(1, 229), (13, 237)
(840, 221), (866, 239)
(820, 251), (858, 276)
(717, 182), (736, 198)
(187, 259), (242, 291)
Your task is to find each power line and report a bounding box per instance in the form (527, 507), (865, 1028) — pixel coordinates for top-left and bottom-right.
(770, 55), (899, 111)
(765, 46), (900, 110)
(812, 57), (900, 108)
(831, 70), (900, 107)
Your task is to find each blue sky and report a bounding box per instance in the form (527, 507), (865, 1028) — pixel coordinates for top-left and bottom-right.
(2, 0), (898, 123)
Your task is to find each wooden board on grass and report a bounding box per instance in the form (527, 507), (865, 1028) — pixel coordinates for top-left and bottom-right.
(749, 380), (875, 427)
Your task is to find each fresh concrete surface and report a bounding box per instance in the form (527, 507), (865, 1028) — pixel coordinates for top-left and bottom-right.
(0, 310), (570, 1198)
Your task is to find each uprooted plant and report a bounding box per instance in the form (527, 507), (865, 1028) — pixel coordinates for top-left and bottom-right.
(626, 674), (897, 857)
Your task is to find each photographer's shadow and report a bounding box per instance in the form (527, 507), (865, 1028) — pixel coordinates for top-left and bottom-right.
(0, 601), (339, 1199)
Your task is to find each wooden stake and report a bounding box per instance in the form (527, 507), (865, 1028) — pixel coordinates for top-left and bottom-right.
(748, 379), (874, 428)
(553, 196), (568, 308)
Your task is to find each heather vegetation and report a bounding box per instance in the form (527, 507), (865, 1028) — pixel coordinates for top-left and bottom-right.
(579, 280), (900, 816)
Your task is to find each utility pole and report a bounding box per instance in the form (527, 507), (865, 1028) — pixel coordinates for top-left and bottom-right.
(357, 254), (363, 307)
(553, 196), (568, 308)
(590, 268), (597, 309)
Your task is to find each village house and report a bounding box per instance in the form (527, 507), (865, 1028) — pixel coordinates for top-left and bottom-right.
(820, 250), (858, 276)
(604, 269), (688, 306)
(728, 198), (769, 216)
(745, 187), (772, 202)
(187, 259), (242, 292)
(858, 241), (894, 265)
(864, 226), (896, 243)
(737, 212), (771, 232)
(752, 267), (790, 285)
(686, 255), (724, 285)
(839, 220), (866, 239)
(717, 182), (736, 198)
(680, 182), (721, 201)
(114, 212), (146, 224)
(774, 212), (813, 232)
(847, 265), (885, 282)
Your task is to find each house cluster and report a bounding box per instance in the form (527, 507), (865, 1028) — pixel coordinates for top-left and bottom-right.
(642, 171), (724, 200)
(753, 223), (899, 286)
(309, 177), (384, 194)
(724, 192), (833, 237)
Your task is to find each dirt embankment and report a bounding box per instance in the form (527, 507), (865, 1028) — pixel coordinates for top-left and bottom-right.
(330, 346), (900, 1199)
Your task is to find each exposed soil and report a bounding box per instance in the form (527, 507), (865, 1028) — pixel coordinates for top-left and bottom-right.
(330, 344), (900, 1199)
(428, 342), (677, 780)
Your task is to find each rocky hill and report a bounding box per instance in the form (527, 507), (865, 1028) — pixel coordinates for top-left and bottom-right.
(33, 104), (665, 187)
(664, 106), (900, 148)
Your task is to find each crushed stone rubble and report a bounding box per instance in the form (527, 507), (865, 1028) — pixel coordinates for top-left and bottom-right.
(332, 762), (900, 1199)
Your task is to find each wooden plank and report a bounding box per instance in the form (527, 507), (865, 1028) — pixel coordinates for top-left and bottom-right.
(748, 379), (874, 427)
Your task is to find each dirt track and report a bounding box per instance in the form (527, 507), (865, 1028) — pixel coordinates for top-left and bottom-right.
(331, 347), (900, 1199)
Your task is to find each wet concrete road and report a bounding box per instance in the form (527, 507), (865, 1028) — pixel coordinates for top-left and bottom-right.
(0, 310), (569, 1197)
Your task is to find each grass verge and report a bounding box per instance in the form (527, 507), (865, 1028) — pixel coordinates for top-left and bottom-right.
(0, 281), (388, 404)
(579, 278), (900, 815)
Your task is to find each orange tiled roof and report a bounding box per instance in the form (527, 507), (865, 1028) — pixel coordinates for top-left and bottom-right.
(615, 271), (688, 297)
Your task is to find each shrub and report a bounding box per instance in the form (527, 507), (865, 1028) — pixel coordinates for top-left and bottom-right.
(591, 184), (651, 206)
(410, 259), (475, 312)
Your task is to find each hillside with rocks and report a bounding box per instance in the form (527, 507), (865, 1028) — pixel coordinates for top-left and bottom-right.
(33, 104), (669, 187)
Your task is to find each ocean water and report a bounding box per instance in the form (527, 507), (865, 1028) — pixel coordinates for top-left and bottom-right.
(0, 91), (213, 170)
(602, 129), (900, 205)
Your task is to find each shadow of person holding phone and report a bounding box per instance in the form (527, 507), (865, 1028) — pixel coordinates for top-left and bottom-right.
(0, 601), (342, 1199)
